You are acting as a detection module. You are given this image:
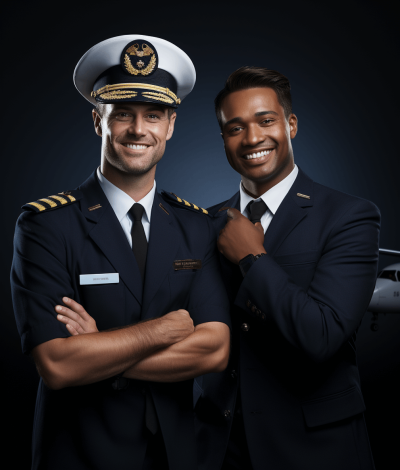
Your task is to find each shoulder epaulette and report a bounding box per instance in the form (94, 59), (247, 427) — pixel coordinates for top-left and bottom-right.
(22, 190), (82, 213)
(161, 191), (209, 215)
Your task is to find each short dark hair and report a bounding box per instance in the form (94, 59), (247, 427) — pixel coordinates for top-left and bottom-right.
(94, 103), (176, 118)
(215, 66), (292, 130)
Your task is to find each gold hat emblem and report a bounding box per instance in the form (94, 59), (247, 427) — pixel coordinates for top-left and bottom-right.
(123, 41), (157, 76)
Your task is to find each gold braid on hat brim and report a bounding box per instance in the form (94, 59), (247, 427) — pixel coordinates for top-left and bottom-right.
(91, 83), (181, 105)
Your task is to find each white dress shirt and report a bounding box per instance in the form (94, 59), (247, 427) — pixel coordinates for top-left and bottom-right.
(97, 168), (156, 245)
(239, 165), (299, 233)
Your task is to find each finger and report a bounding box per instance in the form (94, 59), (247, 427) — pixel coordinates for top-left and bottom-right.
(65, 323), (80, 336)
(226, 207), (241, 219)
(177, 309), (190, 315)
(62, 297), (92, 320)
(254, 222), (264, 232)
(226, 208), (234, 219)
(55, 305), (87, 328)
(57, 314), (85, 334)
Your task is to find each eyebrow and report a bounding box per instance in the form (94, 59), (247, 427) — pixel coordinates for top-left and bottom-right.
(223, 110), (279, 128)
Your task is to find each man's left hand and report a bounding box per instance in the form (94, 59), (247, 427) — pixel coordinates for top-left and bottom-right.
(56, 297), (99, 335)
(217, 208), (266, 264)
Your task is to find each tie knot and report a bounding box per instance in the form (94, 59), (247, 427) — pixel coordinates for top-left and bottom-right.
(130, 203), (145, 221)
(247, 199), (268, 224)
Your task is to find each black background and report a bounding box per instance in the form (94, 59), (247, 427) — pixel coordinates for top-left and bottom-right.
(2, 1), (399, 468)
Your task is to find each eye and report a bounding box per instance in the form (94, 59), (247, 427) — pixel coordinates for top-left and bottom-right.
(146, 114), (160, 119)
(115, 112), (131, 120)
(228, 126), (243, 134)
(261, 118), (274, 125)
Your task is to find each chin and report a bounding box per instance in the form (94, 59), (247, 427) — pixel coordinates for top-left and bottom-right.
(121, 163), (156, 176)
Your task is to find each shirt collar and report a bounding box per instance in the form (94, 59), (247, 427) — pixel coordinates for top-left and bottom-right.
(97, 167), (156, 223)
(240, 164), (298, 216)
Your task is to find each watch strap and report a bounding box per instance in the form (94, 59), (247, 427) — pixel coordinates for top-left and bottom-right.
(239, 253), (266, 277)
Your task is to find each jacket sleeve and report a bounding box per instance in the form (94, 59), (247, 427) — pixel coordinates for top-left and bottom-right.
(10, 211), (73, 354)
(234, 199), (380, 363)
(187, 217), (231, 329)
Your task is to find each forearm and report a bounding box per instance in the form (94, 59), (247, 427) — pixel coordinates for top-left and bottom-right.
(123, 322), (230, 382)
(234, 202), (380, 362)
(33, 318), (172, 389)
(235, 250), (378, 362)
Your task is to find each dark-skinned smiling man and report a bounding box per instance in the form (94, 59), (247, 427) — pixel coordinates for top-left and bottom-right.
(10, 35), (230, 470)
(193, 67), (380, 470)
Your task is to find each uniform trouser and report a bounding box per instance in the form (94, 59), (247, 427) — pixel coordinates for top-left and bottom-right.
(142, 428), (168, 470)
(221, 390), (253, 470)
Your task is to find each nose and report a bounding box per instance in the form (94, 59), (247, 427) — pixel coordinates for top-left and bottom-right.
(242, 123), (265, 147)
(127, 116), (146, 138)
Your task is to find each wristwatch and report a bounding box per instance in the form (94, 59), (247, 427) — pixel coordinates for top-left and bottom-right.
(239, 253), (267, 277)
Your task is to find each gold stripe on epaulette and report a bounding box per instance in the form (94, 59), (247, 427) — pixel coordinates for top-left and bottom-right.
(181, 199), (191, 207)
(201, 208), (208, 214)
(27, 202), (46, 211)
(39, 198), (57, 208)
(60, 194), (76, 202)
(297, 193), (310, 199)
(171, 192), (183, 202)
(49, 195), (68, 204)
(192, 203), (200, 210)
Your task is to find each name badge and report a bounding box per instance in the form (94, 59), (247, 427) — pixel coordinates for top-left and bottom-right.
(79, 273), (119, 285)
(173, 259), (202, 270)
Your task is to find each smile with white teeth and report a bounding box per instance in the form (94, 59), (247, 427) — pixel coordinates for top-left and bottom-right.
(123, 144), (149, 150)
(244, 149), (273, 160)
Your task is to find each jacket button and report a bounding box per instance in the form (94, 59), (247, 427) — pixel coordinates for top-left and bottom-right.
(241, 323), (250, 332)
(224, 410), (231, 418)
(260, 313), (266, 320)
(231, 369), (237, 379)
(246, 300), (252, 308)
(251, 305), (257, 313)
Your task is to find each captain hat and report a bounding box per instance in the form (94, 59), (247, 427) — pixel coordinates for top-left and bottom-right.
(74, 35), (196, 108)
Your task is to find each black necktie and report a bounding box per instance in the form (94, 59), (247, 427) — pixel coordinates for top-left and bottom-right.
(247, 199), (268, 224)
(129, 203), (158, 435)
(129, 203), (147, 280)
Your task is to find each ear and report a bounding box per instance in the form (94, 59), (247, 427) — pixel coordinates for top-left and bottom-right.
(288, 114), (298, 139)
(92, 109), (102, 137)
(166, 111), (177, 141)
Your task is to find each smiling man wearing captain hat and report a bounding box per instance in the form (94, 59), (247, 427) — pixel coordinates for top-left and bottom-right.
(11, 35), (230, 470)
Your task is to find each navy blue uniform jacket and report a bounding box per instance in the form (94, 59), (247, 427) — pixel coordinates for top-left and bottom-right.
(11, 170), (230, 470)
(195, 168), (380, 470)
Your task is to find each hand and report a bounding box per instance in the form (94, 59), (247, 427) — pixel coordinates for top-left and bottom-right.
(217, 208), (266, 264)
(160, 309), (194, 343)
(55, 297), (98, 335)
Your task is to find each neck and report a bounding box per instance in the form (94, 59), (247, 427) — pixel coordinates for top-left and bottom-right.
(241, 161), (295, 198)
(101, 162), (156, 201)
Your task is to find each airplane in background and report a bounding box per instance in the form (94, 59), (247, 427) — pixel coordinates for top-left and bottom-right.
(367, 248), (400, 331)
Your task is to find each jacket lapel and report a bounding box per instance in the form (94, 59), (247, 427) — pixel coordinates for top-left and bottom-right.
(79, 171), (143, 305)
(263, 168), (314, 256)
(141, 193), (180, 317)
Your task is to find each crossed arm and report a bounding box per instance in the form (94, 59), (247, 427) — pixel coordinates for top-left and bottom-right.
(32, 300), (230, 390)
